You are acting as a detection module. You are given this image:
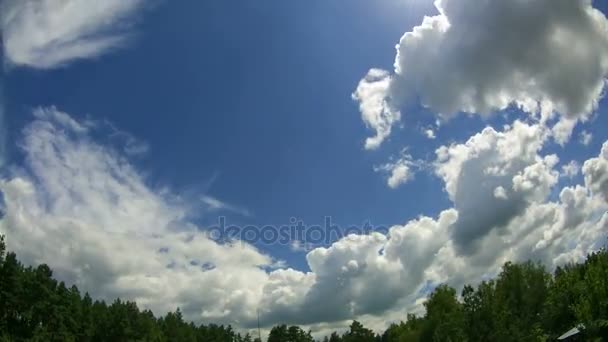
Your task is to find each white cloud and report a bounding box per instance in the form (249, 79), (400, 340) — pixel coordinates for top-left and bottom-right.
(493, 186), (507, 200)
(352, 69), (401, 150)
(201, 195), (251, 217)
(354, 0), (608, 148)
(562, 160), (581, 179)
(260, 160), (606, 328)
(374, 153), (420, 189)
(290, 240), (313, 253)
(434, 121), (558, 253)
(551, 117), (579, 146)
(0, 0), (145, 68)
(0, 108), (273, 326)
(253, 126), (607, 329)
(582, 141), (608, 201)
(424, 128), (436, 140)
(0, 85), (6, 168)
(580, 129), (594, 146)
(1, 109), (607, 334)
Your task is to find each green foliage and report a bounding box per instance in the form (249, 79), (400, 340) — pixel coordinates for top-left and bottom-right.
(375, 250), (608, 342)
(268, 324), (314, 342)
(421, 285), (466, 341)
(0, 234), (5, 262)
(1, 232), (608, 341)
(342, 320), (378, 342)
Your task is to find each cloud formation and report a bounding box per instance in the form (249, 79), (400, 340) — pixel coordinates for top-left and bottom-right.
(0, 85), (6, 168)
(0, 108), (274, 326)
(354, 0), (608, 148)
(0, 0), (144, 68)
(583, 141), (608, 201)
(353, 69), (401, 150)
(256, 121), (607, 327)
(580, 129), (594, 146)
(374, 153), (419, 189)
(562, 160), (581, 179)
(1, 109), (607, 333)
(435, 121), (559, 253)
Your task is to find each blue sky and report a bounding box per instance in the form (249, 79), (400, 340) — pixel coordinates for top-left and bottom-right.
(3, 0), (447, 265)
(1, 0), (608, 335)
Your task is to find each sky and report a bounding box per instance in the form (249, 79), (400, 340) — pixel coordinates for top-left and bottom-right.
(1, 0), (608, 337)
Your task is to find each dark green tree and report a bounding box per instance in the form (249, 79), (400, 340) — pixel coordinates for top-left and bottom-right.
(342, 320), (377, 342)
(421, 285), (466, 342)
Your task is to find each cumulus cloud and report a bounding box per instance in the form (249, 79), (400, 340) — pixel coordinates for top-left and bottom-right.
(374, 153), (420, 189)
(562, 160), (581, 179)
(1, 109), (607, 334)
(434, 121), (559, 253)
(0, 0), (145, 68)
(252, 126), (607, 328)
(354, 0), (608, 148)
(259, 157), (607, 327)
(583, 141), (608, 201)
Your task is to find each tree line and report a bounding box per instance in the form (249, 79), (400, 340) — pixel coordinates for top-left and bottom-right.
(1, 234), (607, 341)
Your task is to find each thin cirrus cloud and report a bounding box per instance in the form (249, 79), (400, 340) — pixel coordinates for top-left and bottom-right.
(353, 0), (608, 149)
(0, 0), (145, 69)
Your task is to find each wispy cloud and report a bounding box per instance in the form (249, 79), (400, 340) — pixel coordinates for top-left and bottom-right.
(0, 80), (6, 168)
(580, 130), (593, 146)
(201, 195), (252, 217)
(374, 152), (422, 189)
(0, 0), (145, 69)
(0, 108), (272, 326)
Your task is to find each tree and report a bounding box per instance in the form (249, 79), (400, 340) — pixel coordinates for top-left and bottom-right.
(0, 252), (24, 338)
(268, 324), (314, 342)
(342, 320), (377, 342)
(421, 285), (466, 342)
(328, 332), (342, 342)
(1, 230), (608, 342)
(0, 235), (5, 262)
(492, 262), (550, 341)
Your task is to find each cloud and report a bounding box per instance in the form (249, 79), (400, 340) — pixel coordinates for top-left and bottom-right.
(259, 151), (607, 327)
(0, 108), (273, 326)
(435, 121), (558, 253)
(252, 126), (607, 329)
(290, 240), (313, 253)
(201, 195), (251, 217)
(352, 69), (401, 150)
(0, 84), (6, 168)
(0, 0), (145, 69)
(562, 160), (581, 179)
(582, 141), (608, 201)
(354, 0), (608, 148)
(1, 109), (606, 334)
(374, 153), (420, 189)
(580, 129), (593, 146)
